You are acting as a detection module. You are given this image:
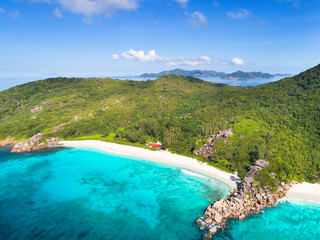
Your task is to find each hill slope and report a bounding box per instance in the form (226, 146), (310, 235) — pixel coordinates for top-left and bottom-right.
(0, 65), (320, 184)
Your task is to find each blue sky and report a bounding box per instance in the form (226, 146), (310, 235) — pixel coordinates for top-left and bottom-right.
(0, 0), (319, 86)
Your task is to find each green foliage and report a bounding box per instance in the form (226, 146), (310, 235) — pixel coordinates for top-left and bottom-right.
(238, 168), (248, 180)
(254, 169), (278, 193)
(1, 65), (320, 185)
(246, 192), (252, 199)
(206, 162), (235, 173)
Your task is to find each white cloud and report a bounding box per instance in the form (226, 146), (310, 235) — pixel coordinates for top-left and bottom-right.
(186, 12), (207, 28)
(113, 49), (212, 66)
(122, 49), (162, 62)
(54, 8), (63, 18)
(114, 50), (243, 67)
(166, 56), (211, 66)
(57, 0), (139, 18)
(111, 54), (120, 60)
(199, 55), (211, 61)
(227, 9), (252, 19)
(232, 58), (244, 65)
(218, 57), (245, 65)
(0, 8), (5, 14)
(174, 0), (188, 8)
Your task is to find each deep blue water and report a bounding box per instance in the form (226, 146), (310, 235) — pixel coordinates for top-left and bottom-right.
(0, 146), (319, 240)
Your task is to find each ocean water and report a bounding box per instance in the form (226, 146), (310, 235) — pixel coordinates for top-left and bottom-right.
(0, 146), (319, 240)
(115, 76), (286, 87)
(214, 202), (320, 240)
(0, 146), (230, 240)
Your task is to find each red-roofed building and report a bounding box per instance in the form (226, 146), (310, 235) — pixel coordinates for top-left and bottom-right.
(148, 141), (162, 148)
(149, 143), (162, 148)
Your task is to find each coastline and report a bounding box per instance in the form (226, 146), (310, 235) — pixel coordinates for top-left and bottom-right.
(59, 140), (240, 188)
(59, 140), (320, 205)
(286, 182), (320, 205)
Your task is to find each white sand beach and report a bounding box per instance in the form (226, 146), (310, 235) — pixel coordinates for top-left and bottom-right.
(60, 140), (240, 187)
(59, 140), (320, 204)
(287, 182), (320, 204)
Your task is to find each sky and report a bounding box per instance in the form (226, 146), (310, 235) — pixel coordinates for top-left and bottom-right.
(0, 0), (320, 87)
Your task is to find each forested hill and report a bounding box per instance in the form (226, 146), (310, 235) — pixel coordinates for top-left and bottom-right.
(0, 64), (319, 184)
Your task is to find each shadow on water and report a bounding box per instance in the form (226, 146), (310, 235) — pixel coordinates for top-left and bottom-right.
(0, 146), (66, 163)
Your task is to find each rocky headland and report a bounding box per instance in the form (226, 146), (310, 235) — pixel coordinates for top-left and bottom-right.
(196, 159), (291, 239)
(10, 133), (62, 153)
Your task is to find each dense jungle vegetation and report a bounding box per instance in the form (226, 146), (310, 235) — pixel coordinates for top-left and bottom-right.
(1, 64), (319, 184)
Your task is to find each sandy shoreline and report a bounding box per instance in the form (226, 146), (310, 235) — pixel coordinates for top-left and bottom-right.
(59, 140), (320, 204)
(286, 182), (320, 204)
(60, 140), (240, 187)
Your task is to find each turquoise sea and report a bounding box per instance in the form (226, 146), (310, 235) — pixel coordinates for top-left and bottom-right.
(0, 146), (319, 240)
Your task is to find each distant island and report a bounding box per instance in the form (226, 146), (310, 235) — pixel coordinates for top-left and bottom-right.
(221, 71), (274, 80)
(139, 68), (291, 80)
(140, 69), (225, 78)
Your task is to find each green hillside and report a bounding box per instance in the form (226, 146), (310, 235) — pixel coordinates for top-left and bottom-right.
(1, 65), (320, 184)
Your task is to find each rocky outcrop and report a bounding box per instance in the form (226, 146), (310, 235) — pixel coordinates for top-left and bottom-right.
(196, 160), (291, 239)
(10, 133), (62, 153)
(0, 138), (17, 147)
(73, 116), (81, 121)
(46, 137), (63, 145)
(208, 128), (233, 142)
(42, 101), (55, 106)
(30, 106), (43, 113)
(54, 123), (68, 132)
(194, 128), (233, 158)
(30, 102), (55, 113)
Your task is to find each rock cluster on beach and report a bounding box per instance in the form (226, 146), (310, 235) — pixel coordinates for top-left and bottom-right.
(10, 133), (62, 153)
(197, 160), (291, 239)
(194, 128), (233, 158)
(0, 137), (17, 147)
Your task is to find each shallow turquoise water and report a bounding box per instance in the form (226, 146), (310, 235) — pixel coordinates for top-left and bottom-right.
(214, 202), (320, 240)
(0, 146), (319, 240)
(0, 147), (230, 240)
